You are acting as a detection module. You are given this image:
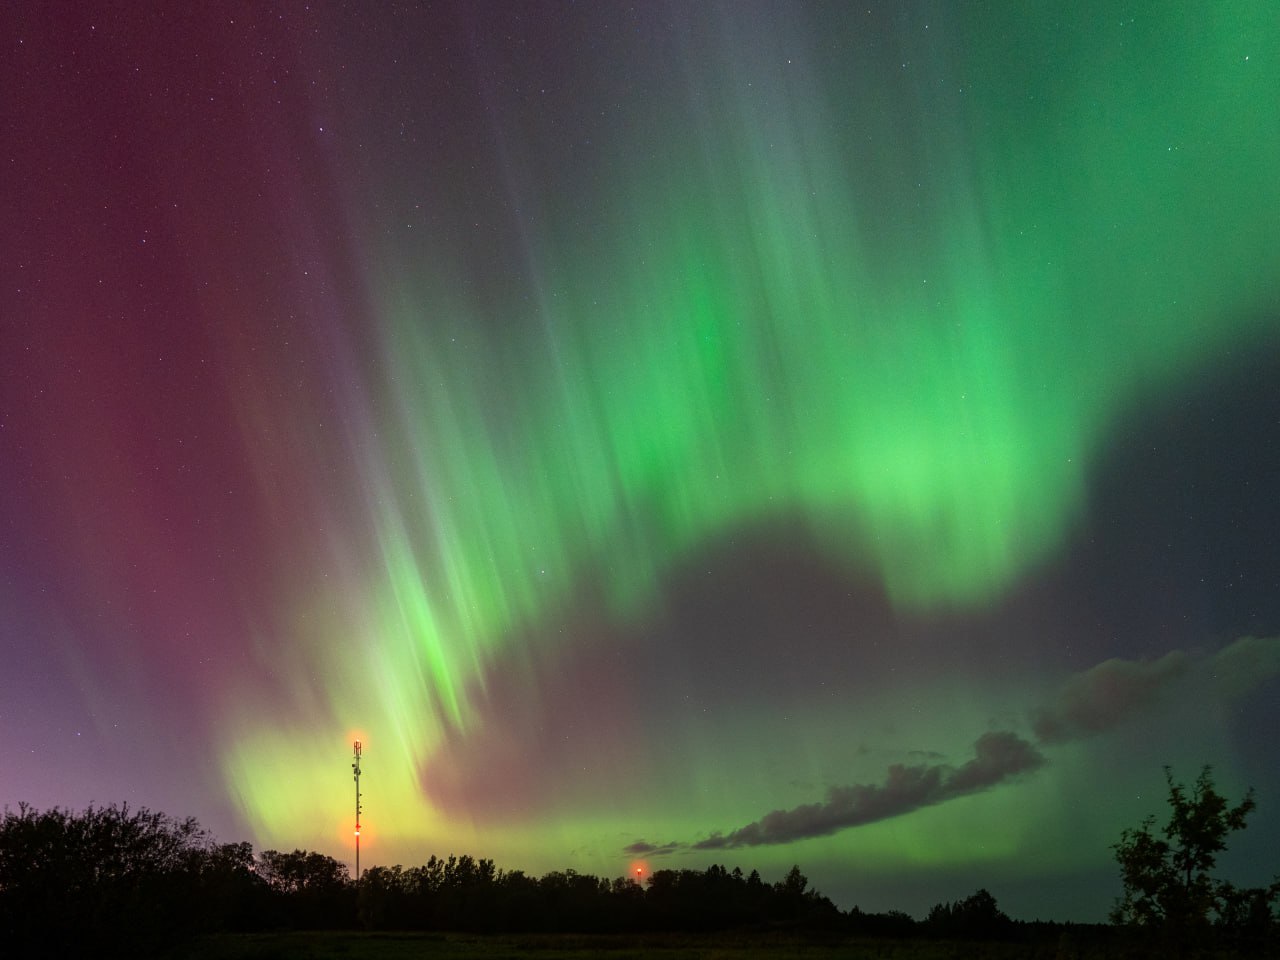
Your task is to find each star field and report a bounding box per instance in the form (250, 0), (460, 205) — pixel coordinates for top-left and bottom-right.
(2, 1), (1278, 921)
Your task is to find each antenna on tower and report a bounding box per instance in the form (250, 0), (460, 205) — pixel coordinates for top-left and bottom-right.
(351, 739), (363, 881)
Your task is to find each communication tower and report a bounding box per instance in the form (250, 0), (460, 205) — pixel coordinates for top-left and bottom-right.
(352, 740), (363, 880)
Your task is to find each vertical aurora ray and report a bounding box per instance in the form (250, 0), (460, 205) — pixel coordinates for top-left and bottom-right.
(215, 0), (1279, 876)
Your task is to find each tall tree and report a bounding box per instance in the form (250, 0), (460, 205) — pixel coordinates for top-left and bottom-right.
(1112, 765), (1258, 931)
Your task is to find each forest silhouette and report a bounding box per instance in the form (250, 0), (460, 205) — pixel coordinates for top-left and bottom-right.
(2, 767), (1276, 958)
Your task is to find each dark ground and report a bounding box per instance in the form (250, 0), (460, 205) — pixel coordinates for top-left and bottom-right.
(180, 930), (1272, 960)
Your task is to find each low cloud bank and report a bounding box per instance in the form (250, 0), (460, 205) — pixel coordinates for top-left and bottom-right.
(1032, 651), (1189, 744)
(626, 731), (1044, 856)
(626, 637), (1277, 859)
(1032, 635), (1280, 744)
(623, 839), (682, 856)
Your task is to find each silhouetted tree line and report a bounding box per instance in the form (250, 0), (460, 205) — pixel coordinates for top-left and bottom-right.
(354, 860), (841, 933)
(0, 801), (1024, 954)
(0, 804), (850, 952)
(3, 786), (1277, 957)
(922, 887), (1013, 940)
(0, 803), (362, 955)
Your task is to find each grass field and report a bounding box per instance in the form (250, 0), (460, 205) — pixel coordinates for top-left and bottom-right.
(180, 929), (1231, 960)
(186, 931), (863, 960)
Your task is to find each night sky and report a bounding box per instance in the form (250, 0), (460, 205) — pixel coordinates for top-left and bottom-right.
(3, 1), (1279, 922)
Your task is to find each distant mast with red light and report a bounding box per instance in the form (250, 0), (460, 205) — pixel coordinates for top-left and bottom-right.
(352, 740), (363, 880)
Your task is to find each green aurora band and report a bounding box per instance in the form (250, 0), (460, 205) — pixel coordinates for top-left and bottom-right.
(219, 3), (1279, 878)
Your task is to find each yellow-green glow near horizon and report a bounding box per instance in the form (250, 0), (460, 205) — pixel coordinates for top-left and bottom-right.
(219, 3), (1278, 880)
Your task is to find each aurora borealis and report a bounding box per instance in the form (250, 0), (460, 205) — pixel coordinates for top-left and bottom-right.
(3, 0), (1278, 921)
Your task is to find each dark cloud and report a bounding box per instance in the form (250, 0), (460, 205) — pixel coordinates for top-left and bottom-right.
(623, 839), (682, 856)
(683, 732), (1044, 851)
(906, 749), (947, 761)
(948, 730), (1048, 792)
(1031, 651), (1189, 744)
(1032, 636), (1280, 745)
(628, 637), (1280, 860)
